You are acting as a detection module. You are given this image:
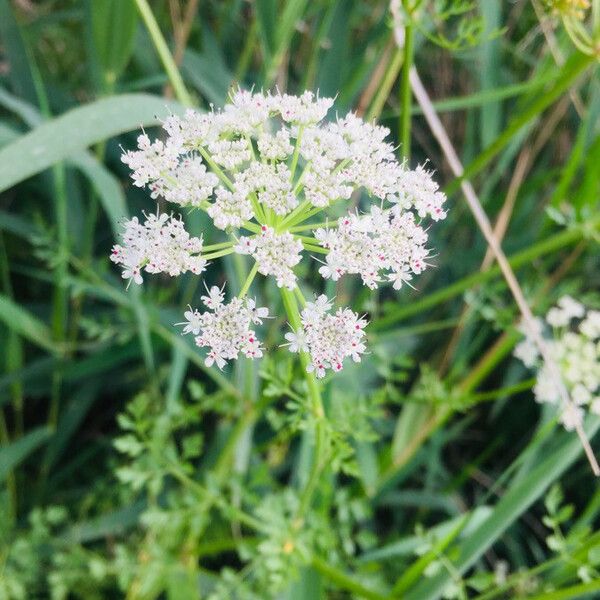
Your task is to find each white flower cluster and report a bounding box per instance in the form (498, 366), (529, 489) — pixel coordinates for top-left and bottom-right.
(178, 285), (269, 369)
(284, 295), (367, 378)
(514, 296), (600, 431)
(113, 89), (448, 372)
(315, 206), (429, 290)
(235, 226), (303, 289)
(110, 211), (205, 285)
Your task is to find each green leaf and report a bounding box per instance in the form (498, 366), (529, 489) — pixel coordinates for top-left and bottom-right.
(0, 94), (184, 194)
(405, 419), (600, 599)
(64, 502), (144, 543)
(182, 46), (233, 106)
(90, 0), (138, 87)
(0, 0), (37, 103)
(524, 579), (600, 600)
(0, 426), (52, 482)
(0, 294), (57, 353)
(284, 567), (324, 600)
(256, 0), (277, 57)
(43, 382), (99, 470)
(358, 507), (492, 562)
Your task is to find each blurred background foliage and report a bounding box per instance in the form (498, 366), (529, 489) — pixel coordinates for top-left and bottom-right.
(0, 0), (599, 598)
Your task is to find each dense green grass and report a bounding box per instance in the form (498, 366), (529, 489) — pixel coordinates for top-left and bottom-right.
(0, 0), (599, 598)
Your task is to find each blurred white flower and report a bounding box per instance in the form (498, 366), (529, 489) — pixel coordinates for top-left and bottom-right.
(515, 297), (600, 430)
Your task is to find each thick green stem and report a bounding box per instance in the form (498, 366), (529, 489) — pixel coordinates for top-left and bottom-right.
(400, 11), (414, 159)
(279, 287), (327, 516)
(290, 221), (336, 232)
(302, 242), (328, 254)
(289, 126), (304, 180)
(202, 240), (234, 252)
(280, 199), (313, 229)
(202, 248), (235, 260)
(197, 147), (235, 191)
(133, 0), (193, 107)
(238, 262), (259, 298)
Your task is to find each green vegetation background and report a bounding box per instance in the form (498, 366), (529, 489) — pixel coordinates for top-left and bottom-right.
(0, 0), (599, 598)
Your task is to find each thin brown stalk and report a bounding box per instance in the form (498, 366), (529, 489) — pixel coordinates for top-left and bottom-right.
(356, 37), (395, 117)
(389, 1), (600, 476)
(439, 92), (574, 373)
(390, 0), (598, 474)
(164, 0), (200, 98)
(406, 64), (599, 475)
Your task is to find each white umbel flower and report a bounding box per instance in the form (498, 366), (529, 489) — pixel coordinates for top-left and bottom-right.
(179, 292), (269, 369)
(208, 186), (254, 230)
(114, 89), (448, 371)
(283, 295), (368, 378)
(315, 207), (430, 290)
(514, 297), (600, 430)
(389, 164), (447, 221)
(110, 211), (205, 285)
(235, 226), (303, 290)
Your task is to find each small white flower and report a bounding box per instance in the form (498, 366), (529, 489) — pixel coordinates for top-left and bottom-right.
(201, 284), (225, 309)
(177, 307), (202, 335)
(514, 339), (539, 368)
(580, 310), (600, 339)
(208, 186), (254, 230)
(235, 226), (303, 290)
(283, 331), (308, 353)
(315, 207), (432, 289)
(110, 211), (205, 284)
(560, 403), (584, 431)
(546, 307), (570, 328)
(246, 298), (270, 324)
(558, 295), (585, 319)
(180, 296), (269, 369)
(284, 297), (368, 377)
(258, 128), (294, 160)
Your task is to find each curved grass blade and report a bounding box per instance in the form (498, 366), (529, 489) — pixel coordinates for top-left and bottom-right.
(0, 94), (184, 194)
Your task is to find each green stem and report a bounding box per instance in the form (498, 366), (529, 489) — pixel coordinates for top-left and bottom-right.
(280, 199), (313, 229)
(133, 0), (193, 107)
(202, 241), (234, 252)
(197, 146), (235, 190)
(400, 10), (414, 159)
(234, 17), (258, 82)
(241, 221), (262, 234)
(288, 205), (327, 228)
(289, 126), (304, 180)
(465, 377), (536, 405)
(302, 242), (328, 254)
(290, 221), (335, 232)
(366, 47), (403, 122)
(238, 262), (259, 298)
(291, 231), (315, 242)
(311, 556), (389, 600)
(373, 216), (600, 330)
(202, 248), (235, 260)
(280, 288), (327, 516)
(445, 51), (594, 196)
